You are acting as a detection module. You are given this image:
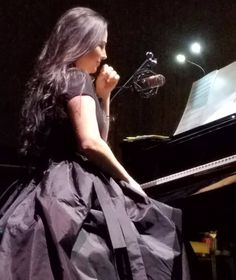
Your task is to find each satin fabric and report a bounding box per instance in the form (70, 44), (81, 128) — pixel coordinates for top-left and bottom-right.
(0, 158), (190, 279)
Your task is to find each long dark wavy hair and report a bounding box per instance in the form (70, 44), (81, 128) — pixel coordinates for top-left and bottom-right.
(20, 7), (107, 161)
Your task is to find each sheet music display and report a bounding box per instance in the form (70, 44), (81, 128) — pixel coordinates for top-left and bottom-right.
(175, 61), (236, 135)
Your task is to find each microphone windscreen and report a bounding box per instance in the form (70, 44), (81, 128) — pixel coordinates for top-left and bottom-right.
(141, 74), (166, 89)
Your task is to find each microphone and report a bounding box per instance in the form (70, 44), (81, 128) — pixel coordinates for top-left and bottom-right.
(137, 74), (166, 90)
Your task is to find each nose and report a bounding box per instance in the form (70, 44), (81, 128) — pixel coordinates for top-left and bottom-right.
(101, 48), (107, 60)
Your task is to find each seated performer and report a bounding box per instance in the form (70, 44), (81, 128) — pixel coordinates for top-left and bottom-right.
(0, 6), (190, 279)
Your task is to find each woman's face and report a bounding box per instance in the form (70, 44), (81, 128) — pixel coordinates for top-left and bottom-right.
(75, 31), (108, 74)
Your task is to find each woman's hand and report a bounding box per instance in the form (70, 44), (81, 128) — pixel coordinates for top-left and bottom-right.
(127, 176), (147, 197)
(96, 64), (120, 100)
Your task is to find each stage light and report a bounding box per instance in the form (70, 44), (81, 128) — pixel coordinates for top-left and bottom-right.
(175, 53), (206, 75)
(190, 42), (202, 54)
(176, 54), (186, 64)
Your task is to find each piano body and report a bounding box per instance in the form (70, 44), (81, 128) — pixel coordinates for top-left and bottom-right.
(122, 113), (236, 201)
(121, 61), (236, 280)
(122, 61), (236, 199)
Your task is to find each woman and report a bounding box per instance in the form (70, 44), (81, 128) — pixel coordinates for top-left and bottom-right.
(0, 7), (190, 280)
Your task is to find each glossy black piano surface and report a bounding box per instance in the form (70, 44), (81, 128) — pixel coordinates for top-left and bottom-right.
(120, 62), (236, 279)
(121, 114), (236, 201)
(122, 116), (236, 280)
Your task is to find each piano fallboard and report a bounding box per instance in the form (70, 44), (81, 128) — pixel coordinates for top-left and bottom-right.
(141, 154), (236, 189)
(140, 154), (236, 202)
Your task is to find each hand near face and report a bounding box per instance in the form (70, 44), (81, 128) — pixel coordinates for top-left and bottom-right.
(96, 64), (120, 100)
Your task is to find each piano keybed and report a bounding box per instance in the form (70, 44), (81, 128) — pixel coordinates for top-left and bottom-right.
(141, 154), (236, 190)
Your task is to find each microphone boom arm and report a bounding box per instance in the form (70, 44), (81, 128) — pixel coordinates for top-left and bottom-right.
(110, 52), (158, 103)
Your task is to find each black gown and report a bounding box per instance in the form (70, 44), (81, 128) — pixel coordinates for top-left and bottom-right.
(0, 70), (191, 280)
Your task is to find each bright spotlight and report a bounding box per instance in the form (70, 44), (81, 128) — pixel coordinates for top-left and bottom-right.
(176, 54), (186, 64)
(175, 53), (206, 75)
(190, 42), (202, 54)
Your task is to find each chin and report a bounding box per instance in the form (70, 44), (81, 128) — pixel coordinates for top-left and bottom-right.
(89, 67), (98, 74)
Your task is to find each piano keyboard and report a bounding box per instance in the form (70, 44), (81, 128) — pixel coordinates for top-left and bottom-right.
(141, 154), (236, 190)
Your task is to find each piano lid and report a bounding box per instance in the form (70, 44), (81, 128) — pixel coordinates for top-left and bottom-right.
(175, 61), (236, 135)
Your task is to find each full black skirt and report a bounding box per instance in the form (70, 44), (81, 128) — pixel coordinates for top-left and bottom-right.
(0, 158), (190, 279)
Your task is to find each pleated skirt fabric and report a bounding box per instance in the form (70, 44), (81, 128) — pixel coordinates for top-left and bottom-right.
(0, 158), (191, 280)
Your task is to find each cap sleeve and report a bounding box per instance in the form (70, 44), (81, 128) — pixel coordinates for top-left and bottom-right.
(61, 69), (96, 102)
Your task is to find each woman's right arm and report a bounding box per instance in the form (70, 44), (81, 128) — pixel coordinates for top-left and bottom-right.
(67, 95), (146, 195)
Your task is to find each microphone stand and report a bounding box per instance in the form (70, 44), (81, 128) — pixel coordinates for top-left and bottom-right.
(110, 52), (157, 103)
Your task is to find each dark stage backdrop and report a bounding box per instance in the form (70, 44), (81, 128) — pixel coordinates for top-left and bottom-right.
(0, 0), (236, 160)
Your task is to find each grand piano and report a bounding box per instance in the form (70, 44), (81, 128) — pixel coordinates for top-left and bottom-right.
(121, 61), (236, 280)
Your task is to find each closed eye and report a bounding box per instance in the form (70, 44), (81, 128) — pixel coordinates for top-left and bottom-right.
(98, 41), (107, 49)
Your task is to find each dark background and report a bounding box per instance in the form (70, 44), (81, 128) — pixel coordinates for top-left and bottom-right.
(0, 0), (236, 159)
